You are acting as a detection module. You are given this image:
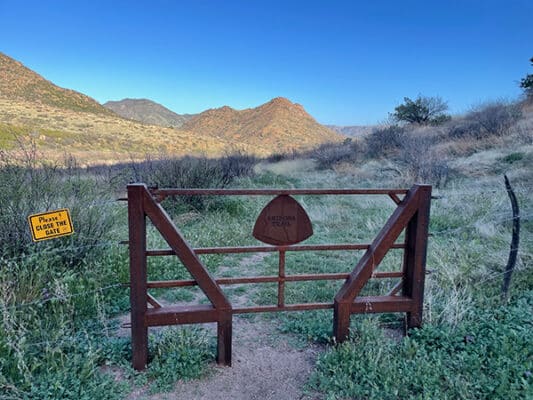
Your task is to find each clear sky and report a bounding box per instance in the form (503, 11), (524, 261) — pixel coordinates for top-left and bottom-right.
(1, 0), (532, 125)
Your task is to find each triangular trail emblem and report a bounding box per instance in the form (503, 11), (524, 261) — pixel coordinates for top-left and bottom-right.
(253, 195), (313, 245)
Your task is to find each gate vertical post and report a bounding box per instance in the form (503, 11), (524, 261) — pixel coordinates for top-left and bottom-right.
(333, 300), (351, 343)
(403, 184), (432, 329)
(128, 184), (148, 370)
(217, 312), (232, 366)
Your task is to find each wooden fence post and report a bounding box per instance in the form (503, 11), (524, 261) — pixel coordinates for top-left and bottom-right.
(128, 184), (148, 371)
(217, 312), (233, 366)
(333, 300), (351, 342)
(402, 184), (431, 328)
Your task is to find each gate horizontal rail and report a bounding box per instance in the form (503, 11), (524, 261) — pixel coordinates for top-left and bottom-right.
(146, 243), (405, 256)
(150, 188), (409, 197)
(146, 271), (404, 288)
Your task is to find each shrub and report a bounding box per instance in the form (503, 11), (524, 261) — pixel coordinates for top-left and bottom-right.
(265, 149), (301, 163)
(391, 96), (451, 126)
(365, 125), (406, 158)
(519, 56), (533, 99)
(450, 101), (522, 139)
(311, 139), (359, 169)
(125, 153), (256, 211)
(399, 136), (450, 187)
(502, 152), (524, 164)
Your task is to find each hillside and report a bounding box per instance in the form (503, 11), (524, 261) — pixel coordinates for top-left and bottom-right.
(104, 98), (194, 127)
(0, 53), (343, 163)
(182, 97), (343, 151)
(0, 52), (113, 116)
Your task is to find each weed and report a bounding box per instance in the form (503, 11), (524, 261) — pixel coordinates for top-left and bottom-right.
(146, 327), (213, 393)
(309, 294), (533, 400)
(502, 152), (524, 164)
(0, 139), (120, 264)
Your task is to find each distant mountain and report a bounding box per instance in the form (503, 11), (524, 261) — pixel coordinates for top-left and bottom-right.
(0, 52), (227, 161)
(0, 52), (343, 163)
(182, 97), (343, 151)
(0, 52), (113, 115)
(326, 125), (374, 137)
(104, 98), (194, 128)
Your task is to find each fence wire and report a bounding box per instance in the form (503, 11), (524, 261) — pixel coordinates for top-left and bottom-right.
(0, 283), (125, 312)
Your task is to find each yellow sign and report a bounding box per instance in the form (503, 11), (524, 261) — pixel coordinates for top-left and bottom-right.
(28, 209), (74, 242)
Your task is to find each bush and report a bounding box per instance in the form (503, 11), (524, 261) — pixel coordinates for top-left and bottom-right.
(265, 149), (301, 163)
(399, 136), (450, 187)
(311, 139), (359, 169)
(365, 125), (406, 158)
(391, 96), (451, 126)
(126, 153), (256, 211)
(450, 101), (522, 139)
(519, 57), (533, 99)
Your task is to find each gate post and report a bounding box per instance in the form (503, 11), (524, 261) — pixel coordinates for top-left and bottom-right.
(128, 184), (149, 370)
(333, 300), (351, 343)
(403, 184), (431, 328)
(217, 311), (233, 366)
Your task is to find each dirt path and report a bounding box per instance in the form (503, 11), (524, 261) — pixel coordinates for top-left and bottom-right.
(127, 317), (323, 400)
(124, 252), (325, 399)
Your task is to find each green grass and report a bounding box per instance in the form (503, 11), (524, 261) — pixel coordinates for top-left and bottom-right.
(309, 294), (533, 400)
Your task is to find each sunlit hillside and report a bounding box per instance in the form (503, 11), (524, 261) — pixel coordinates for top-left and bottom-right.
(0, 53), (343, 163)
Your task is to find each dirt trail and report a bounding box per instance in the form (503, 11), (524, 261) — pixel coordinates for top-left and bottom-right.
(125, 253), (324, 400)
(127, 317), (322, 400)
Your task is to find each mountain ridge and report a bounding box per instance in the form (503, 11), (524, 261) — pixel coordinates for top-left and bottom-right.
(0, 52), (343, 163)
(182, 97), (340, 148)
(326, 125), (375, 137)
(0, 52), (114, 116)
(104, 98), (194, 127)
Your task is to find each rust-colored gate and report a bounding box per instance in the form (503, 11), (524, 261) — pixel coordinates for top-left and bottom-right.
(127, 183), (431, 370)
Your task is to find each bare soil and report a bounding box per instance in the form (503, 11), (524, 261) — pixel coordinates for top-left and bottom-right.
(122, 252), (325, 400)
(126, 317), (323, 400)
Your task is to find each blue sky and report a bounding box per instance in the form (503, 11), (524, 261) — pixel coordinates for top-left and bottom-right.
(1, 0), (532, 125)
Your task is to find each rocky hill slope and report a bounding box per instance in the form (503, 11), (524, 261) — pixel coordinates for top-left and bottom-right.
(0, 53), (113, 115)
(104, 98), (194, 128)
(182, 97), (341, 151)
(0, 52), (342, 163)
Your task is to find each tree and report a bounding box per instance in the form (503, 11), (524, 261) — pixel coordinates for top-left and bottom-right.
(391, 95), (450, 125)
(519, 57), (533, 99)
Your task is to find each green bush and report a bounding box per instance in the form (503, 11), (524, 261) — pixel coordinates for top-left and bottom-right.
(502, 152), (524, 164)
(147, 327), (213, 393)
(391, 96), (451, 126)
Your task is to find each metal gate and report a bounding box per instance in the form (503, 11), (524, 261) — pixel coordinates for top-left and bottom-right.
(127, 183), (431, 370)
